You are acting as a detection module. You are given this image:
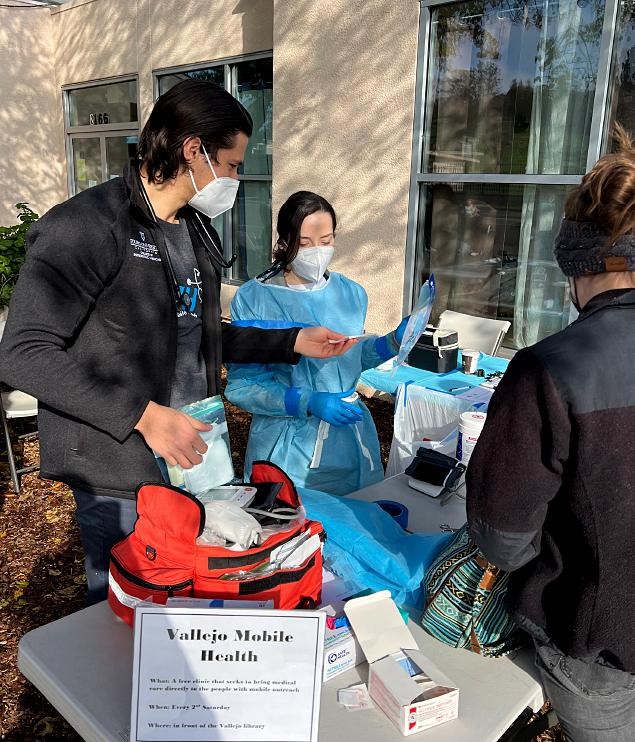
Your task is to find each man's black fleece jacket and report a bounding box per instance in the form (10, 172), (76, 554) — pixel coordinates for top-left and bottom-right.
(0, 165), (301, 499)
(467, 289), (635, 672)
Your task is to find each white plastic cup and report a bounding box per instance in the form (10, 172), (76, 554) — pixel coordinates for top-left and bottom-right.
(461, 349), (480, 374)
(456, 411), (487, 466)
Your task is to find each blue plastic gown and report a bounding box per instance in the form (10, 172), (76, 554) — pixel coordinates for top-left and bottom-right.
(225, 273), (393, 495)
(300, 487), (454, 607)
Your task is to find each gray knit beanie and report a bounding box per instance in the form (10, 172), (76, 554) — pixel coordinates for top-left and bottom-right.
(554, 219), (635, 277)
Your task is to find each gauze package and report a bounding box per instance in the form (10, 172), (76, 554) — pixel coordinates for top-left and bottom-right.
(198, 501), (262, 549)
(394, 274), (436, 369)
(156, 396), (235, 496)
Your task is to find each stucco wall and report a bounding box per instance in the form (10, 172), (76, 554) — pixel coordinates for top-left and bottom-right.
(1, 0), (415, 330)
(272, 0), (419, 332)
(52, 0), (273, 123)
(0, 8), (65, 225)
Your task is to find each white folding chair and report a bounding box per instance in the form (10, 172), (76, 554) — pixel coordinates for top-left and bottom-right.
(1, 389), (38, 493)
(437, 310), (511, 356)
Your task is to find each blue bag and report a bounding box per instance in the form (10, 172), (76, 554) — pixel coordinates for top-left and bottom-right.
(300, 488), (453, 607)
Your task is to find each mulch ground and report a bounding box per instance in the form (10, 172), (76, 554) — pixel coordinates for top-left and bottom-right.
(0, 394), (561, 741)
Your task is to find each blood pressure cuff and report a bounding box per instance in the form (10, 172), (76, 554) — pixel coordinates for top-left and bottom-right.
(405, 448), (465, 491)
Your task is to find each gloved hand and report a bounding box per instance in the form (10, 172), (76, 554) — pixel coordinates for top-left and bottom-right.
(307, 389), (363, 427)
(394, 315), (411, 345)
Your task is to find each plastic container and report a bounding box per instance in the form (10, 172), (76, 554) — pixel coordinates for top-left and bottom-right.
(455, 411), (487, 466)
(407, 326), (459, 373)
(461, 349), (480, 374)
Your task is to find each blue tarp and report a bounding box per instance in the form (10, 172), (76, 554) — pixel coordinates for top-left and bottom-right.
(360, 352), (509, 396)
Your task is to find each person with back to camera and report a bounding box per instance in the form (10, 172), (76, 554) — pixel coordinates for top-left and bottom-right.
(225, 191), (410, 495)
(466, 125), (635, 741)
(0, 81), (356, 605)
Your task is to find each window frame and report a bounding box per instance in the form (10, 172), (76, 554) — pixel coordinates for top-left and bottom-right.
(63, 75), (140, 197)
(404, 0), (623, 325)
(153, 51), (273, 285)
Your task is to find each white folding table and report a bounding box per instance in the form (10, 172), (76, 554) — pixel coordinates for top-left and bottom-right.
(18, 474), (544, 742)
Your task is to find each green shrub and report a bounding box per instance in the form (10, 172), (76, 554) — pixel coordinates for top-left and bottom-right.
(0, 203), (38, 307)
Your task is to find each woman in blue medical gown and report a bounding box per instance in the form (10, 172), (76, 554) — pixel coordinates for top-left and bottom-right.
(225, 191), (407, 495)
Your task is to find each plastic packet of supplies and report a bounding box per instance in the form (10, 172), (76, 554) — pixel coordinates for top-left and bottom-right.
(155, 395), (235, 496)
(394, 274), (436, 370)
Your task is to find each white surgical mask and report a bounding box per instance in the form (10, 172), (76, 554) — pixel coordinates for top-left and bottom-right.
(188, 145), (239, 219)
(290, 245), (334, 285)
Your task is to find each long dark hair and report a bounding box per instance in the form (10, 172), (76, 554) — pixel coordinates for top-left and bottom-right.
(137, 78), (253, 183)
(272, 191), (337, 270)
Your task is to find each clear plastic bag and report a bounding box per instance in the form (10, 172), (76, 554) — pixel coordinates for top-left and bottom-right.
(155, 396), (235, 496)
(198, 501), (262, 549)
(394, 274), (436, 369)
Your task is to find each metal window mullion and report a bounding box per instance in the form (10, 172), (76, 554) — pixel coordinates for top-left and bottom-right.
(100, 134), (108, 181)
(404, 4), (432, 315)
(237, 173), (271, 182)
(419, 0), (459, 7)
(153, 50), (272, 79)
(586, 0), (621, 168)
(61, 74), (137, 92)
(415, 173), (583, 185)
(224, 62), (235, 281)
(66, 122), (139, 134)
(66, 135), (75, 196)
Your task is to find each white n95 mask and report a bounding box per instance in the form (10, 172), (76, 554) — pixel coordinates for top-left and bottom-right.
(188, 145), (239, 219)
(291, 245), (334, 284)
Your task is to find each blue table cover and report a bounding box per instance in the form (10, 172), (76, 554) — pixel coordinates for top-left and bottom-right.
(360, 352), (509, 397)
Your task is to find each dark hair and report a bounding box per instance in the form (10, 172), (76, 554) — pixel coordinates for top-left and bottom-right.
(137, 78), (253, 183)
(273, 191), (337, 269)
(565, 123), (635, 250)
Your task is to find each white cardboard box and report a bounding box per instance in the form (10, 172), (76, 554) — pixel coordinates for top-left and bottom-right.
(322, 621), (364, 682)
(344, 591), (459, 735)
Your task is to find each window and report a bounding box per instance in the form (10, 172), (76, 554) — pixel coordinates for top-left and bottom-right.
(608, 0), (635, 136)
(64, 79), (139, 195)
(409, 0), (619, 350)
(156, 55), (273, 283)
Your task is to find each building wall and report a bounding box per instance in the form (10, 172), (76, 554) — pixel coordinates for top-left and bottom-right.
(0, 0), (411, 329)
(51, 0), (274, 123)
(0, 7), (65, 225)
(272, 0), (419, 332)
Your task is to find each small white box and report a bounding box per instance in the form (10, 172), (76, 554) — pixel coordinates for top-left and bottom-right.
(322, 621), (364, 682)
(344, 591), (459, 735)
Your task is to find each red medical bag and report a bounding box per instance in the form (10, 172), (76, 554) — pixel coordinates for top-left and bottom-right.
(108, 462), (324, 626)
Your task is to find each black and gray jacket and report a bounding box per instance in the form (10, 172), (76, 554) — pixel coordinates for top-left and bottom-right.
(0, 164), (300, 499)
(467, 289), (635, 672)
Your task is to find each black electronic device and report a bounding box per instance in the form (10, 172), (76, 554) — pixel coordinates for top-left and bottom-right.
(246, 481), (287, 524)
(405, 447), (466, 498)
(407, 326), (459, 373)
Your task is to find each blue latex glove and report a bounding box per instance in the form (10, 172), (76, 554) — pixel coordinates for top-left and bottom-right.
(307, 388), (363, 427)
(394, 315), (411, 344)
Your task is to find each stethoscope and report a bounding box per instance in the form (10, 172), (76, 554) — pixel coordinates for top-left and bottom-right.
(138, 175), (237, 310)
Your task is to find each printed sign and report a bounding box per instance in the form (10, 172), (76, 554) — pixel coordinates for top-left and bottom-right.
(130, 606), (325, 742)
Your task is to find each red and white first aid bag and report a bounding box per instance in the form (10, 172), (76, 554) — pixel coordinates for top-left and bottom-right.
(108, 462), (325, 626)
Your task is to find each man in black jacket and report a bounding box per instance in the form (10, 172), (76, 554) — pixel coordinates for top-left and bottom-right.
(467, 131), (635, 740)
(0, 80), (355, 603)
